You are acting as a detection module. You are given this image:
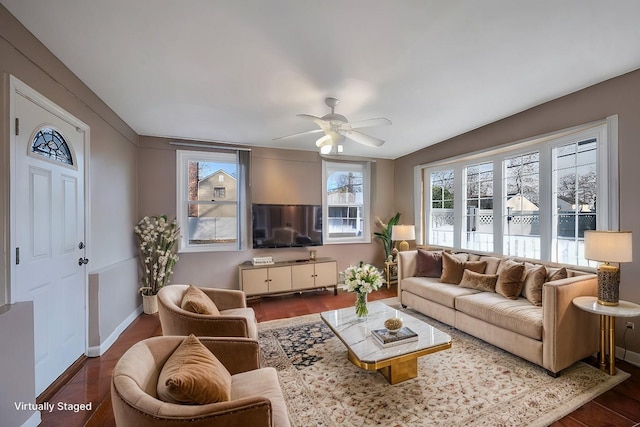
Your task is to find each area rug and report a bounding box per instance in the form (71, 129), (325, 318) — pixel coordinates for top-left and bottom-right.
(258, 305), (629, 427)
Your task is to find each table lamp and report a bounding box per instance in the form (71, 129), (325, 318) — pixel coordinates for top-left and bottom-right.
(584, 230), (633, 306)
(391, 225), (415, 252)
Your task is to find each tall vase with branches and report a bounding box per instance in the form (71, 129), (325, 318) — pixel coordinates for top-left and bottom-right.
(134, 215), (180, 297)
(374, 212), (401, 261)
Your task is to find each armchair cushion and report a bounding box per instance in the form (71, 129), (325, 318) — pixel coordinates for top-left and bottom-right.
(157, 334), (231, 405)
(181, 285), (221, 315)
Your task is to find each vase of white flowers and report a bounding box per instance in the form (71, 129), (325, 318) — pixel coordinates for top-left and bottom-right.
(134, 215), (180, 314)
(341, 262), (384, 318)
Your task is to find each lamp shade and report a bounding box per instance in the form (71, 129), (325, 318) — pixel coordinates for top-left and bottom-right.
(584, 230), (633, 263)
(391, 225), (415, 241)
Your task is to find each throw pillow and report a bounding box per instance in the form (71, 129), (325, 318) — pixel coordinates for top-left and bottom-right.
(479, 256), (502, 275)
(416, 249), (443, 277)
(181, 285), (220, 315)
(495, 259), (525, 300)
(459, 270), (499, 292)
(157, 334), (232, 404)
(522, 264), (547, 306)
(440, 252), (487, 284)
(547, 267), (568, 282)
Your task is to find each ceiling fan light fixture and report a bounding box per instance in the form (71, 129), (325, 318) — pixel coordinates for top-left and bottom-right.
(320, 144), (333, 155)
(315, 134), (332, 148)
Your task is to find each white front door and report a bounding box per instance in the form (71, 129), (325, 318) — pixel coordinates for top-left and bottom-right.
(11, 78), (88, 396)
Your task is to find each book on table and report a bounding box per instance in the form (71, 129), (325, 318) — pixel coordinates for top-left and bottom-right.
(371, 327), (418, 347)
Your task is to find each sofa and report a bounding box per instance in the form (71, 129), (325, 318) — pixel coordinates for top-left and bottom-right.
(397, 248), (599, 376)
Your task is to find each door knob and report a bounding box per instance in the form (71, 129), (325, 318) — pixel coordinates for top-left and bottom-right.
(78, 257), (89, 266)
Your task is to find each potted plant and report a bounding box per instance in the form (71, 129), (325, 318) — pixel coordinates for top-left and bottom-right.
(374, 212), (401, 261)
(134, 215), (180, 314)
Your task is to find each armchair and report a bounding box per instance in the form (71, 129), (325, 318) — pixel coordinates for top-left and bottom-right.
(158, 285), (258, 339)
(111, 336), (291, 427)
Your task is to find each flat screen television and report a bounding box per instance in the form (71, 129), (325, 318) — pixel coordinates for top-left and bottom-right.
(252, 204), (323, 249)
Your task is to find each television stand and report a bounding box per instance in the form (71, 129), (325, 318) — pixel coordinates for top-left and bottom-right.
(238, 257), (338, 297)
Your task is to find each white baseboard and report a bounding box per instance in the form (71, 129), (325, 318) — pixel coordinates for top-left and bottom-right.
(616, 345), (640, 368)
(21, 411), (41, 427)
(86, 306), (143, 357)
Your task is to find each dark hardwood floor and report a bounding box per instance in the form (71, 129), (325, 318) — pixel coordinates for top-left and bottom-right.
(38, 285), (640, 427)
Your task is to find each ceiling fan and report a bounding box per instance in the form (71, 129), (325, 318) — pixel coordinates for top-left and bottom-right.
(274, 97), (392, 154)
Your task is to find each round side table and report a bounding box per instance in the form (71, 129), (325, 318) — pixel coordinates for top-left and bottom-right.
(573, 296), (640, 375)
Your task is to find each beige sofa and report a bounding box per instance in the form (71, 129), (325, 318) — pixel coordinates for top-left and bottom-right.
(397, 249), (599, 376)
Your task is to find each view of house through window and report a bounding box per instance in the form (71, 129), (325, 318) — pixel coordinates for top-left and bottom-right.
(177, 150), (246, 251)
(323, 161), (371, 243)
(419, 123), (612, 266)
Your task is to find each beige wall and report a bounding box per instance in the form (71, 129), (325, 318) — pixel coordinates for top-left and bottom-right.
(138, 137), (397, 288)
(394, 68), (640, 355)
(0, 5), (139, 419)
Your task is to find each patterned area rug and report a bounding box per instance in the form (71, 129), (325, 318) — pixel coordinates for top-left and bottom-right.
(258, 305), (629, 427)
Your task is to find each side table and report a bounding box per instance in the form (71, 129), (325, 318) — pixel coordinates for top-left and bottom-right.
(384, 261), (397, 289)
(572, 296), (640, 375)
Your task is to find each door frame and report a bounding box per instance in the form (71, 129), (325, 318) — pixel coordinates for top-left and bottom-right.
(8, 75), (91, 355)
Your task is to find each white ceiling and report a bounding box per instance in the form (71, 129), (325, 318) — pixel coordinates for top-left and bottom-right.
(3, 0), (640, 159)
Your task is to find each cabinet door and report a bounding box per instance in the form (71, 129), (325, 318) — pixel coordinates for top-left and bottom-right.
(242, 269), (269, 296)
(314, 261), (337, 288)
(268, 266), (292, 293)
(291, 264), (315, 290)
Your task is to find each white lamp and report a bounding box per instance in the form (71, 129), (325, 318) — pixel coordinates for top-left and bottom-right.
(391, 225), (415, 252)
(584, 230), (633, 306)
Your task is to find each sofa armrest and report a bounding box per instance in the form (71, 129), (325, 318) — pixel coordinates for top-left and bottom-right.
(542, 274), (599, 374)
(200, 337), (260, 374)
(201, 288), (248, 310)
(397, 250), (418, 299)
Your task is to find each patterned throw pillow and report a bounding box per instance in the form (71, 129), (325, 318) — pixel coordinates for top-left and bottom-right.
(459, 269), (499, 292)
(157, 334), (232, 404)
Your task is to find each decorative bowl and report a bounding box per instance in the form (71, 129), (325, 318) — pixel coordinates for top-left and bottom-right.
(384, 317), (403, 334)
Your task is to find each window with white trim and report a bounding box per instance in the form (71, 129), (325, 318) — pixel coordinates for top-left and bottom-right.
(322, 160), (371, 244)
(417, 121), (616, 266)
(176, 150), (248, 252)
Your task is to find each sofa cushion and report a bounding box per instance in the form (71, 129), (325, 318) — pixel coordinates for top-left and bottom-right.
(479, 256), (502, 275)
(157, 334), (232, 404)
(455, 292), (543, 340)
(495, 260), (525, 300)
(181, 285), (221, 315)
(440, 252), (487, 284)
(522, 264), (547, 306)
(416, 249), (443, 278)
(547, 267), (568, 282)
(402, 277), (480, 309)
(459, 270), (498, 292)
(231, 367), (291, 427)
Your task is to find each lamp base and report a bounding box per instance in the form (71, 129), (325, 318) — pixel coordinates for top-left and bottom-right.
(597, 263), (620, 306)
(398, 240), (409, 252)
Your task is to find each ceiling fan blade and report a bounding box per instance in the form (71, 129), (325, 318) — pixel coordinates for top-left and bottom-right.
(342, 117), (392, 130)
(272, 128), (323, 141)
(339, 130), (385, 147)
(296, 114), (330, 131)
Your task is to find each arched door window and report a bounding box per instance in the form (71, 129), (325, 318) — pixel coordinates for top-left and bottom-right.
(31, 127), (74, 165)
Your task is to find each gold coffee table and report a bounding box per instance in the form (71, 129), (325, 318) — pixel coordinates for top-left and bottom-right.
(320, 301), (451, 384)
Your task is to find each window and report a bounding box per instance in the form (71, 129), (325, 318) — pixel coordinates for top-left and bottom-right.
(322, 160), (371, 243)
(176, 150), (249, 252)
(31, 127), (73, 165)
(429, 169), (455, 247)
(463, 161), (494, 252)
(552, 138), (597, 265)
(417, 120), (615, 266)
(504, 152), (540, 258)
